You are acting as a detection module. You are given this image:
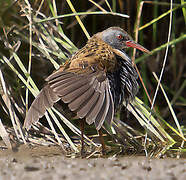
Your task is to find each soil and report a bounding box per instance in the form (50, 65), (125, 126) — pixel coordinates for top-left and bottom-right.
(0, 145), (185, 180)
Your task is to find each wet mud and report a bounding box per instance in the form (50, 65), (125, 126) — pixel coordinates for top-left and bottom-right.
(0, 145), (185, 180)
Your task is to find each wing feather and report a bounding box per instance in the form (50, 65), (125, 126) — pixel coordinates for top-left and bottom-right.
(24, 85), (60, 130)
(104, 87), (114, 126)
(68, 85), (95, 111)
(24, 68), (114, 131)
(85, 83), (105, 124)
(94, 82), (110, 130)
(77, 90), (100, 118)
(61, 83), (90, 103)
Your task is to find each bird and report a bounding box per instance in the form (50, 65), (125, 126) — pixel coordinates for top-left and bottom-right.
(24, 27), (149, 154)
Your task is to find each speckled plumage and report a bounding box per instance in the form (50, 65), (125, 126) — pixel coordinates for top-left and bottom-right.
(24, 27), (149, 131)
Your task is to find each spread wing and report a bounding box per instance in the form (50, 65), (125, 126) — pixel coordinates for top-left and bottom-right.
(24, 66), (114, 131)
(23, 84), (60, 130)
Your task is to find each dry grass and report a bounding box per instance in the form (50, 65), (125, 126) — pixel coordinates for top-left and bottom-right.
(0, 0), (185, 158)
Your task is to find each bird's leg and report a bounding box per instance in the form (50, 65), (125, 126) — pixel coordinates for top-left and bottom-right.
(79, 119), (85, 156)
(98, 129), (106, 155)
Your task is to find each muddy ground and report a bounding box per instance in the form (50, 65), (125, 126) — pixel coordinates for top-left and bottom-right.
(0, 145), (185, 180)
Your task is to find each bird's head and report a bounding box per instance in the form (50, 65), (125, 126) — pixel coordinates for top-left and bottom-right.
(98, 27), (149, 54)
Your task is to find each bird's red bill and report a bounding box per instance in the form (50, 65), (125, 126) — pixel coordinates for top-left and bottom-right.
(126, 40), (150, 53)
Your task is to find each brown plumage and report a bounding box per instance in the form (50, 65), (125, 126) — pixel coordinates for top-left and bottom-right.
(24, 27), (149, 148)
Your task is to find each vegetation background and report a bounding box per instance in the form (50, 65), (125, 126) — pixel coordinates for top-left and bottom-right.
(0, 0), (185, 156)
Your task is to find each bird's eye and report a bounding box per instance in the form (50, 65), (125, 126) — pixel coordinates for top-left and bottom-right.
(116, 34), (123, 40)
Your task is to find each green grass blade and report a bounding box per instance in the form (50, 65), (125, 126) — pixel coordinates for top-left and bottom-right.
(36, 11), (129, 23)
(138, 3), (186, 31)
(153, 72), (185, 140)
(181, 0), (186, 24)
